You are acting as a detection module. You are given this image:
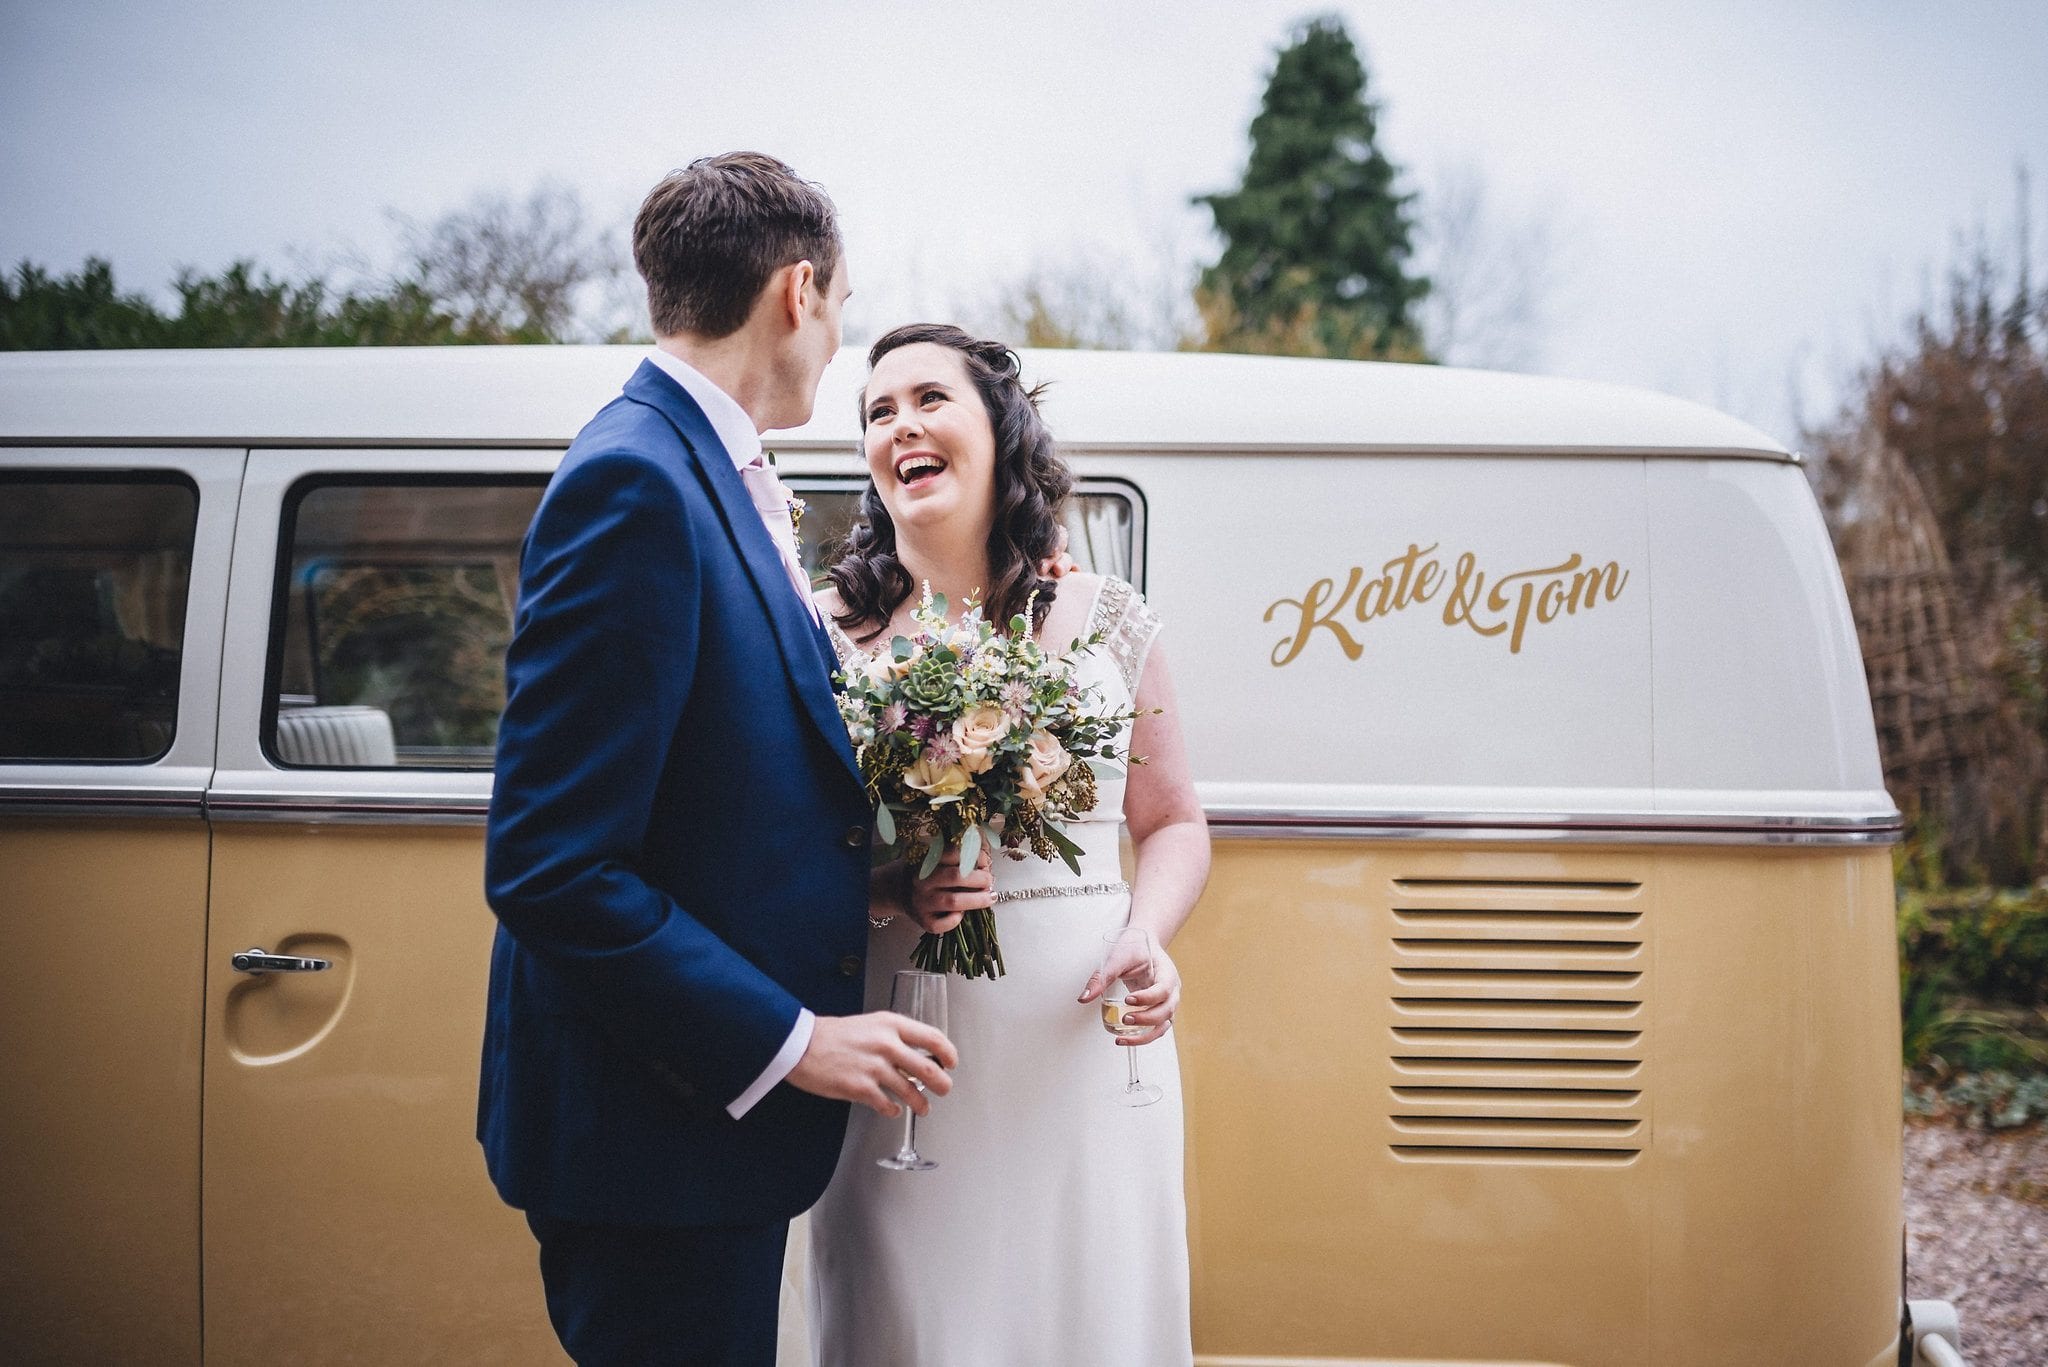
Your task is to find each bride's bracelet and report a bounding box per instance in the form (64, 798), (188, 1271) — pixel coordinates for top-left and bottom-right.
(869, 861), (911, 929)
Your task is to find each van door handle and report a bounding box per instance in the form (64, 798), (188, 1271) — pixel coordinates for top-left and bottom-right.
(231, 947), (332, 974)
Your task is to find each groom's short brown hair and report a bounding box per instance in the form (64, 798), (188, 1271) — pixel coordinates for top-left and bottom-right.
(634, 152), (842, 339)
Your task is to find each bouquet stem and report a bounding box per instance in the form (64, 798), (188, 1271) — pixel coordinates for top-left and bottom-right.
(910, 906), (1006, 981)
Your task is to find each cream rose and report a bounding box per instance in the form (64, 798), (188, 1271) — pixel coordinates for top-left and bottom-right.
(1017, 729), (1074, 802)
(902, 751), (974, 798)
(951, 703), (1011, 774)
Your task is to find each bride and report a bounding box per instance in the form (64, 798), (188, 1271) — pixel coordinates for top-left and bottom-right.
(802, 324), (1210, 1366)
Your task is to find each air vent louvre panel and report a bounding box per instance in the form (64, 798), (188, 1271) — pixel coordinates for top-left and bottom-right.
(1386, 873), (1649, 1162)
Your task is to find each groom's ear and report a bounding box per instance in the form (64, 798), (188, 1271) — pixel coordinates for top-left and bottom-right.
(779, 259), (817, 329)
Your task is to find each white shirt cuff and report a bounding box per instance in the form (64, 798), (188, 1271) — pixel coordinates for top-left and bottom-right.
(726, 1008), (815, 1119)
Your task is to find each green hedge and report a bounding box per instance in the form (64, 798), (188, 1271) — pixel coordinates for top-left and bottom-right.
(1899, 884), (2048, 1008)
(1898, 883), (2048, 1097)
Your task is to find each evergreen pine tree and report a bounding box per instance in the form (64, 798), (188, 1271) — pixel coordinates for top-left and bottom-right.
(1195, 16), (1429, 359)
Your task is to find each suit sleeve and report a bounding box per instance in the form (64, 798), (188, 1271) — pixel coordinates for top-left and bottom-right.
(484, 448), (803, 1109)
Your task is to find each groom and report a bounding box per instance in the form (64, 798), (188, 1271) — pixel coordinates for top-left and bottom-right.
(481, 153), (956, 1366)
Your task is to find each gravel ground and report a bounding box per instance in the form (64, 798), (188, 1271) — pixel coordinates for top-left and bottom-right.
(1905, 1119), (2048, 1367)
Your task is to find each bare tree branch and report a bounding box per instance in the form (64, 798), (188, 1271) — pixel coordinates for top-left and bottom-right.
(391, 183), (627, 343)
(1411, 160), (1563, 371)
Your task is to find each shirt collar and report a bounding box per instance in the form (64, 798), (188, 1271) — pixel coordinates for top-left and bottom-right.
(644, 348), (764, 471)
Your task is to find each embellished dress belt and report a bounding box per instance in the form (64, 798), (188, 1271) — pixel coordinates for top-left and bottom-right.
(991, 880), (1131, 906)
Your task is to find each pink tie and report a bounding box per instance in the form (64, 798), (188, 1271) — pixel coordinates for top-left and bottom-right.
(740, 458), (820, 623)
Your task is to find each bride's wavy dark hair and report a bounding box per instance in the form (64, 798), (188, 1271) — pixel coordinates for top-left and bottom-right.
(829, 323), (1072, 641)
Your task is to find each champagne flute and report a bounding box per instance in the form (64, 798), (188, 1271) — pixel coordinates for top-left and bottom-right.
(1099, 927), (1164, 1107)
(876, 969), (948, 1171)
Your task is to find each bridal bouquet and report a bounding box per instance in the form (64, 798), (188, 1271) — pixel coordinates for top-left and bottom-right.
(835, 587), (1144, 980)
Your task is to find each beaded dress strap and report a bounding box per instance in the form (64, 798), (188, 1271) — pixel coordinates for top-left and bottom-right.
(823, 616), (863, 668)
(1083, 576), (1163, 697)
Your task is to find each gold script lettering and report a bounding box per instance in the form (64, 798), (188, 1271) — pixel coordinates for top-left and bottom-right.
(1441, 552), (1502, 638)
(1484, 555), (1583, 653)
(1356, 541), (1440, 624)
(1270, 545), (1632, 664)
(1569, 559), (1630, 610)
(1264, 570), (1364, 665)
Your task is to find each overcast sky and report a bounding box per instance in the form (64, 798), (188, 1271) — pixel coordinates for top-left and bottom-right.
(5, 0), (2045, 445)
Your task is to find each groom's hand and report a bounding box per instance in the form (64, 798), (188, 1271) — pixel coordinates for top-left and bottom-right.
(788, 1012), (959, 1118)
(907, 843), (993, 935)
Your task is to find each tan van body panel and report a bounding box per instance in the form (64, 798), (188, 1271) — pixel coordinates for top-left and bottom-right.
(0, 819), (207, 1365)
(200, 822), (558, 1362)
(0, 348), (1908, 1366)
(1180, 841), (1901, 1367)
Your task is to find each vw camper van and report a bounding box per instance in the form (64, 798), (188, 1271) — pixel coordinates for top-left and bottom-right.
(0, 345), (1957, 1366)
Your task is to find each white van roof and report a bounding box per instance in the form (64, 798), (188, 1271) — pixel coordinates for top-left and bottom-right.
(0, 345), (1793, 460)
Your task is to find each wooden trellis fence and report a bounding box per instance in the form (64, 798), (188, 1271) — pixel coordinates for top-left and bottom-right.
(1826, 433), (1996, 814)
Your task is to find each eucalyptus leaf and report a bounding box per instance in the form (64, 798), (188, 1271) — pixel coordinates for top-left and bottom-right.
(892, 636), (914, 661)
(1044, 822), (1084, 876)
(874, 801), (896, 844)
(918, 839), (945, 880)
(959, 821), (981, 871)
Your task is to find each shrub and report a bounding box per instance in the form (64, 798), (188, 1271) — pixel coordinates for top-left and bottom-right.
(1899, 883), (2048, 1009)
(1905, 1070), (2048, 1129)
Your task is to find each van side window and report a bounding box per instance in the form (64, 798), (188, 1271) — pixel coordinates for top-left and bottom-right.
(790, 482), (1142, 586)
(0, 473), (198, 762)
(268, 478), (544, 770)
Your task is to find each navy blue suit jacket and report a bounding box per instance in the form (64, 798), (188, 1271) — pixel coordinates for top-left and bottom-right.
(480, 361), (870, 1228)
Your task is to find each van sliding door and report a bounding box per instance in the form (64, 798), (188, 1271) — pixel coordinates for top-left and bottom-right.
(200, 452), (561, 1365)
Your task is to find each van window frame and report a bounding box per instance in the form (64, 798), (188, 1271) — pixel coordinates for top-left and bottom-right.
(260, 471), (548, 773)
(0, 447), (241, 819)
(780, 472), (1150, 592)
(0, 468), (202, 766)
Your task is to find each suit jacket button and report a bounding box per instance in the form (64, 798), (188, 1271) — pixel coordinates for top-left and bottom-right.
(838, 954), (863, 978)
(843, 825), (867, 849)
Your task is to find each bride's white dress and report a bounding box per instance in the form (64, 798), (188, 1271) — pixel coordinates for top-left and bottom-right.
(793, 574), (1191, 1367)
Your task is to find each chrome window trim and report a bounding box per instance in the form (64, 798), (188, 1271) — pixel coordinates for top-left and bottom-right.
(0, 780), (208, 818)
(175, 787), (1904, 844)
(1206, 806), (1905, 846)
(202, 788), (491, 825)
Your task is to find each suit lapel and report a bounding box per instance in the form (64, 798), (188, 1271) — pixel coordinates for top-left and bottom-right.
(624, 361), (862, 791)
(808, 616), (844, 686)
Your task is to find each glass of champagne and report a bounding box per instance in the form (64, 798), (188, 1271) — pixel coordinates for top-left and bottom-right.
(1099, 927), (1164, 1107)
(876, 969), (948, 1171)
